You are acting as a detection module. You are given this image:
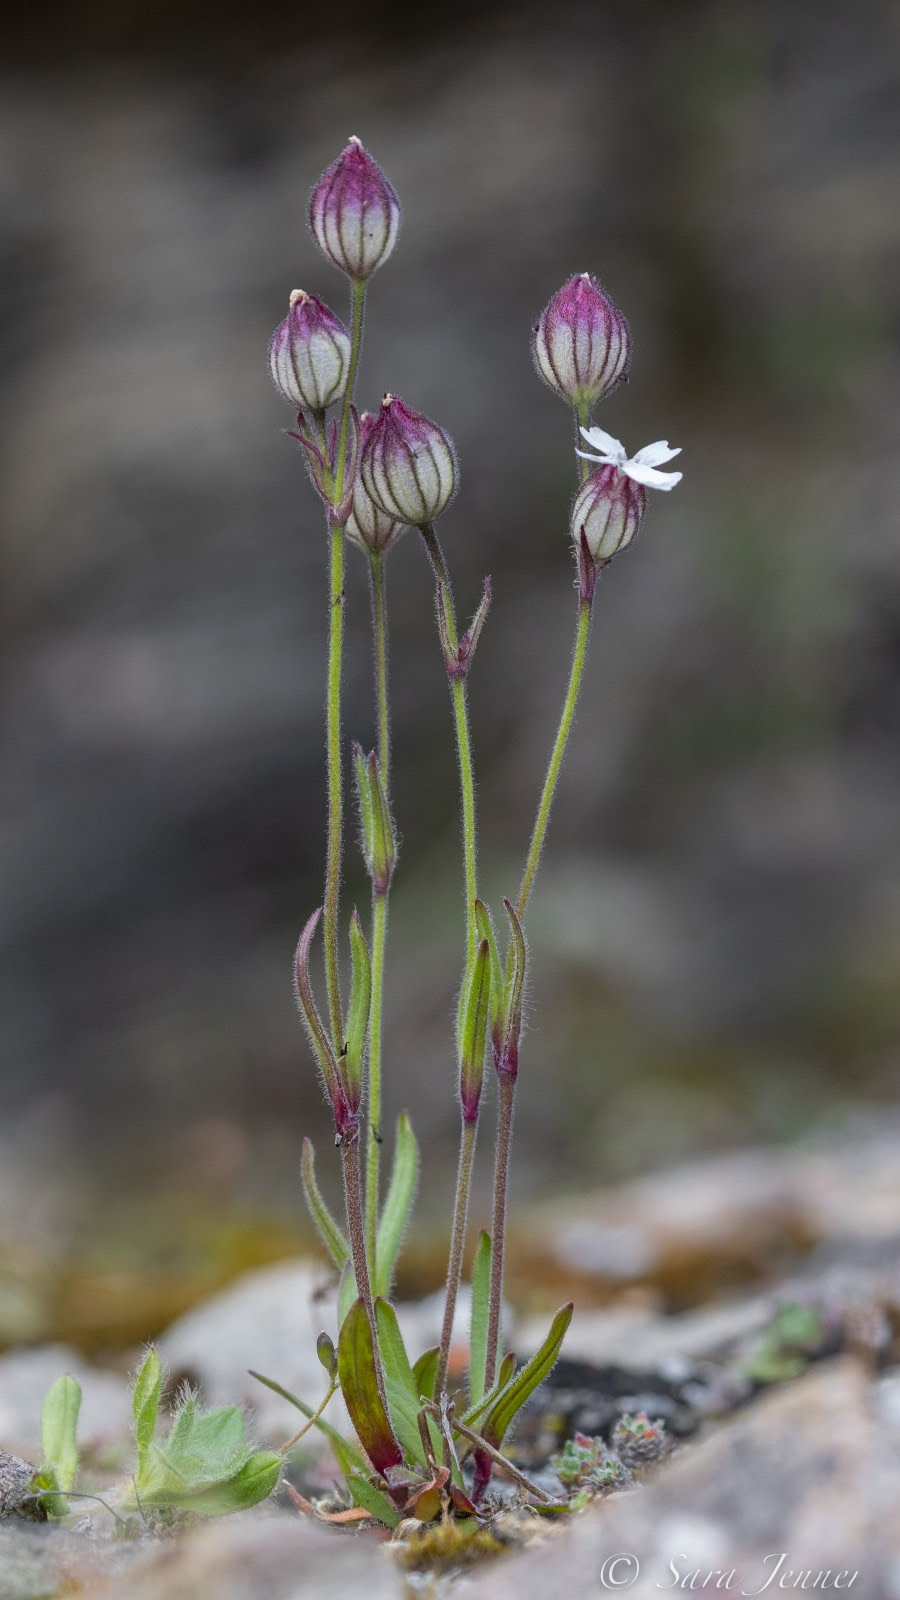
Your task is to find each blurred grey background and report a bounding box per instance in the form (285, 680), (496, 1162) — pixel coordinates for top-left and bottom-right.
(1, 0), (899, 1307)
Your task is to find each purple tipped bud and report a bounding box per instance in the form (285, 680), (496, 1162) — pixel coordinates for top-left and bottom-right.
(345, 412), (409, 554)
(571, 464), (646, 590)
(309, 136), (401, 283)
(532, 273), (630, 408)
(269, 290), (352, 412)
(361, 395), (458, 527)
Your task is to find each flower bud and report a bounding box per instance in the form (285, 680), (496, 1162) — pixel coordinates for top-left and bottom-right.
(352, 742), (397, 894)
(309, 136), (401, 282)
(571, 464), (645, 578)
(532, 273), (630, 408)
(345, 413), (408, 554)
(269, 290), (351, 412)
(458, 940), (490, 1125)
(360, 395), (457, 527)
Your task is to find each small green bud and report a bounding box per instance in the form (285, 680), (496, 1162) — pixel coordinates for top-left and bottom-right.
(352, 744), (396, 894)
(458, 939), (490, 1124)
(317, 1331), (338, 1376)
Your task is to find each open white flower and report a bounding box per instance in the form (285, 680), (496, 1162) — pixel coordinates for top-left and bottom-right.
(577, 426), (683, 490)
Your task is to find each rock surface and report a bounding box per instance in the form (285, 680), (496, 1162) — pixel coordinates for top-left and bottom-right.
(462, 1359), (900, 1599)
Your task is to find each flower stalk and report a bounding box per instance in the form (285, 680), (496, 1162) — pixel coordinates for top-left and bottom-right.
(365, 552), (391, 1261)
(322, 279), (367, 1050)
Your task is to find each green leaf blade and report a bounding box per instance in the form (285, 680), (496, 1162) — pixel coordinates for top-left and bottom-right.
(132, 1348), (163, 1472)
(346, 1472), (401, 1528)
(482, 1303), (573, 1450)
(40, 1375), (81, 1495)
(467, 1231), (492, 1408)
(374, 1112), (419, 1297)
(300, 1138), (350, 1271)
(375, 1299), (427, 1467)
(337, 1299), (403, 1477)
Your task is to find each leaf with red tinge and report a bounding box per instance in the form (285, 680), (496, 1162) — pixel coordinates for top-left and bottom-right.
(337, 1299), (403, 1478)
(286, 1483), (373, 1523)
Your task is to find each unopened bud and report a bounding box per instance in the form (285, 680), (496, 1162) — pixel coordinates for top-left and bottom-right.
(361, 395), (457, 527)
(269, 291), (351, 412)
(571, 463), (645, 586)
(458, 940), (490, 1125)
(353, 743), (397, 894)
(532, 273), (630, 409)
(309, 136), (401, 283)
(345, 412), (409, 554)
(316, 1331), (338, 1377)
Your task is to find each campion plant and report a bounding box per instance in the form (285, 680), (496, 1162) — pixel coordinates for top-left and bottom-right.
(262, 138), (683, 1527)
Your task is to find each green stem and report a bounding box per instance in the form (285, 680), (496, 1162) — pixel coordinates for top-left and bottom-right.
(370, 554), (390, 783)
(322, 281), (367, 1050)
(365, 552), (391, 1265)
(336, 280), (366, 497)
(279, 1381), (338, 1455)
(435, 1118), (477, 1397)
(341, 1135), (386, 1400)
(482, 1073), (514, 1390)
(511, 397), (595, 932)
(514, 596), (592, 922)
(484, 402), (596, 1402)
(419, 524), (478, 962)
(366, 892), (388, 1262)
(323, 521), (346, 1047)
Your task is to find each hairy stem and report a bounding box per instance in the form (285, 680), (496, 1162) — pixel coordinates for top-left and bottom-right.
(435, 1118), (477, 1397)
(366, 891), (388, 1262)
(322, 281), (367, 1048)
(323, 521), (346, 1046)
(370, 553), (390, 782)
(365, 553), (391, 1263)
(419, 523), (478, 962)
(341, 1136), (386, 1396)
(514, 595), (592, 922)
(483, 1072), (514, 1390)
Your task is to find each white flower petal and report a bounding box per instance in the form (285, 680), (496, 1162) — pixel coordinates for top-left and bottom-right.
(575, 448), (620, 465)
(579, 425), (624, 459)
(632, 440), (682, 467)
(622, 461), (683, 490)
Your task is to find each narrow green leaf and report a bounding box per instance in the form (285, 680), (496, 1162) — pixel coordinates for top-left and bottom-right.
(337, 1299), (403, 1477)
(502, 898), (527, 1057)
(343, 909), (371, 1109)
(132, 1349), (163, 1473)
(293, 908), (342, 1099)
(467, 1231), (492, 1408)
(366, 751), (396, 894)
(374, 1112), (419, 1297)
(248, 1371), (365, 1476)
(460, 1350), (516, 1429)
(300, 1138), (350, 1270)
(374, 1299), (427, 1467)
(412, 1347), (440, 1404)
(346, 1472), (401, 1528)
(458, 940), (490, 1120)
(40, 1375), (81, 1494)
(337, 1259), (358, 1327)
(473, 901), (504, 1051)
(352, 742), (376, 874)
(482, 1303), (573, 1450)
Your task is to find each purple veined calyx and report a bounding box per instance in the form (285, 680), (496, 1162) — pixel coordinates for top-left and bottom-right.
(309, 136), (401, 283)
(268, 289), (352, 412)
(532, 273), (631, 408)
